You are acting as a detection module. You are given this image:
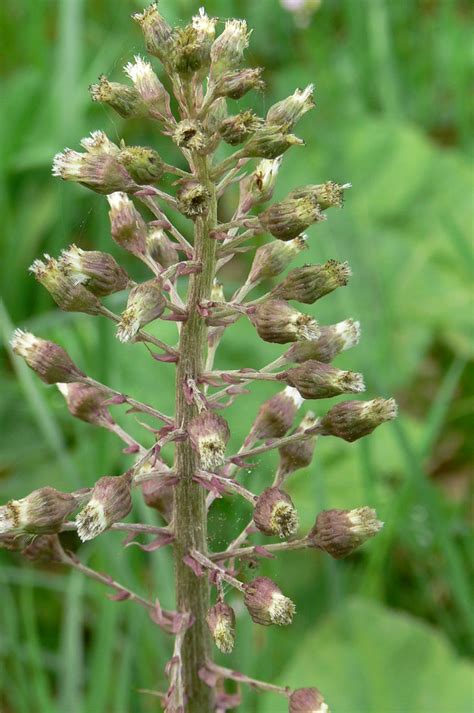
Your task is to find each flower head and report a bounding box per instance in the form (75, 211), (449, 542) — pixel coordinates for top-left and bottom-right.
(52, 131), (136, 194)
(290, 181), (351, 210)
(124, 55), (172, 120)
(213, 67), (265, 100)
(60, 244), (129, 297)
(219, 110), (263, 146)
(259, 194), (325, 241)
(89, 75), (145, 118)
(206, 601), (236, 654)
(242, 123), (303, 159)
(282, 360), (365, 399)
(309, 507), (383, 558)
(22, 534), (68, 564)
(117, 145), (164, 184)
(172, 22), (213, 77)
(146, 227), (179, 268)
(248, 235), (307, 285)
(278, 411), (318, 477)
(107, 192), (148, 256)
(177, 180), (211, 219)
(253, 299), (320, 344)
(116, 278), (166, 342)
(210, 19), (250, 74)
(0, 487), (78, 536)
(132, 3), (173, 63)
(75, 473), (132, 542)
(319, 398), (398, 442)
(29, 255), (102, 315)
(11, 329), (84, 384)
(173, 119), (207, 152)
(266, 84), (315, 129)
(270, 260), (352, 304)
(57, 382), (113, 426)
(289, 687), (328, 713)
(244, 576), (295, 626)
(283, 319), (360, 364)
(251, 386), (303, 440)
(188, 411), (230, 471)
(240, 156), (283, 209)
(253, 487), (299, 538)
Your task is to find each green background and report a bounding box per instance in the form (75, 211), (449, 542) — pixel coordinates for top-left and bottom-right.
(0, 1), (472, 711)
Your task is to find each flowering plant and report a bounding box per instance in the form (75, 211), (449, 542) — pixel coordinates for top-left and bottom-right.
(4, 5), (397, 712)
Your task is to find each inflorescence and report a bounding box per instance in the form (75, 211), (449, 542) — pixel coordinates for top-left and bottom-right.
(5, 5), (398, 712)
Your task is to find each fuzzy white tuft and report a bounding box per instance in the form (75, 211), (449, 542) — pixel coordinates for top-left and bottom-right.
(268, 592), (295, 626)
(335, 319), (361, 350)
(76, 500), (108, 542)
(283, 385), (304, 409)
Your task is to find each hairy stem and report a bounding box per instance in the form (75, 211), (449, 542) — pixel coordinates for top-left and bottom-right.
(173, 153), (217, 712)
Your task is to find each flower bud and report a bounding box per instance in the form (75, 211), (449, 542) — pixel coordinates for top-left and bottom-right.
(210, 19), (250, 74)
(172, 22), (213, 77)
(319, 398), (398, 442)
(188, 411), (230, 471)
(146, 227), (179, 268)
(107, 192), (148, 256)
(242, 124), (303, 159)
(132, 3), (173, 64)
(117, 145), (164, 184)
(175, 9), (217, 77)
(192, 7), (217, 47)
(289, 687), (328, 713)
(253, 487), (299, 538)
(0, 487), (77, 536)
(270, 260), (351, 304)
(89, 75), (145, 118)
(60, 244), (129, 297)
(244, 576), (295, 626)
(266, 84), (315, 129)
(22, 534), (68, 564)
(117, 278), (166, 342)
(219, 110), (263, 146)
(52, 131), (136, 194)
(141, 478), (174, 521)
(206, 601), (236, 654)
(289, 181), (351, 210)
(253, 299), (320, 344)
(177, 180), (211, 219)
(247, 235), (307, 284)
(239, 157), (283, 209)
(309, 507), (383, 559)
(0, 534), (25, 552)
(204, 96), (228, 134)
(57, 382), (113, 426)
(124, 55), (172, 121)
(213, 68), (265, 100)
(259, 195), (325, 241)
(75, 473), (132, 542)
(211, 279), (225, 302)
(251, 386), (303, 440)
(136, 455), (174, 521)
(278, 411), (318, 477)
(29, 255), (102, 315)
(282, 360), (365, 399)
(283, 319), (360, 364)
(173, 119), (207, 152)
(11, 329), (85, 384)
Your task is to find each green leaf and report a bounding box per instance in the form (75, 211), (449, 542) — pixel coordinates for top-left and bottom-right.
(258, 597), (474, 713)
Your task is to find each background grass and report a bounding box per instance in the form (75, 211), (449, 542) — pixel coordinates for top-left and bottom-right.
(0, 1), (473, 711)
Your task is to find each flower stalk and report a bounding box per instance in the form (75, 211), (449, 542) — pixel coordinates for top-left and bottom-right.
(4, 6), (399, 712)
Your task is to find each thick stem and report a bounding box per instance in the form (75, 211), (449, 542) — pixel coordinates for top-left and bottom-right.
(173, 154), (217, 712)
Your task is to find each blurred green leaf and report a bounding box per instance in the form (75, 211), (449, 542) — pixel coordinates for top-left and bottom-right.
(259, 597), (474, 713)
